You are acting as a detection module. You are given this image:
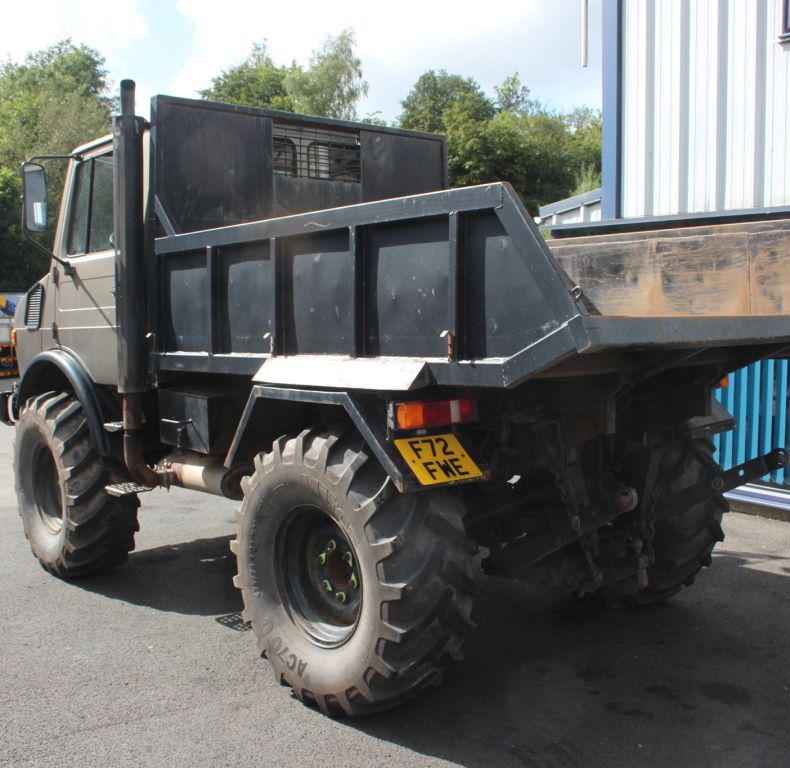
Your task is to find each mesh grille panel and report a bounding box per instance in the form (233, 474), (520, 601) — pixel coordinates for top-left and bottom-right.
(273, 124), (361, 183)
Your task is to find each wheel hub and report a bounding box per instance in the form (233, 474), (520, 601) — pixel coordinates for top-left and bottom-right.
(316, 538), (359, 603)
(277, 505), (362, 647)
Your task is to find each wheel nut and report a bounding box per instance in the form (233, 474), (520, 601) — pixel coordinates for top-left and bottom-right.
(321, 579), (333, 592)
(326, 539), (337, 551)
(335, 591), (347, 603)
(349, 573), (358, 589)
(318, 552), (327, 565)
(343, 552), (353, 566)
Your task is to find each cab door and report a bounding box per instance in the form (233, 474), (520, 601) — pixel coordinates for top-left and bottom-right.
(54, 147), (119, 385)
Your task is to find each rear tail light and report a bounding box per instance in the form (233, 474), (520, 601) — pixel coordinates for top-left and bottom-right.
(393, 398), (478, 431)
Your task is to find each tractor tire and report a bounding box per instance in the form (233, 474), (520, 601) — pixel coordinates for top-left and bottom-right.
(14, 391), (140, 578)
(232, 428), (480, 716)
(602, 437), (727, 607)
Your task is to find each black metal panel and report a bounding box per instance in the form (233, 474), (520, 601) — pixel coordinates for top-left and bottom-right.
(272, 175), (360, 217)
(218, 241), (273, 354)
(364, 217), (449, 357)
(163, 250), (208, 351)
(159, 385), (247, 455)
(151, 96), (445, 235)
(152, 99), (273, 233)
(463, 212), (563, 358)
(361, 132), (447, 201)
(156, 185), (505, 255)
(225, 385), (413, 490)
(280, 231), (354, 354)
(155, 352), (262, 376)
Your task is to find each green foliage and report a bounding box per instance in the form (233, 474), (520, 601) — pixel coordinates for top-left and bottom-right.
(564, 106), (603, 194)
(285, 30), (367, 119)
(359, 111), (388, 127)
(201, 31), (368, 120)
(494, 73), (537, 115)
(571, 164), (602, 196)
(199, 43), (294, 111)
(400, 71), (601, 215)
(399, 70), (494, 133)
(0, 167), (35, 290)
(0, 40), (113, 290)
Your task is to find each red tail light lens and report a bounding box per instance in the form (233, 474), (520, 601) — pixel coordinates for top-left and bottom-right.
(394, 398), (478, 430)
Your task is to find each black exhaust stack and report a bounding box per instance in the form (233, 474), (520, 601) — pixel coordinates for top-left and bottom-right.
(114, 79), (146, 394)
(113, 80), (165, 488)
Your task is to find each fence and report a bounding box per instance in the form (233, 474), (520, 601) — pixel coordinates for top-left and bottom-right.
(713, 359), (789, 486)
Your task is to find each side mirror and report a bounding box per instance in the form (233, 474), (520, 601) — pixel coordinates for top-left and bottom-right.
(22, 162), (48, 233)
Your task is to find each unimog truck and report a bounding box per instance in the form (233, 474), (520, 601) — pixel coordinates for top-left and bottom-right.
(3, 81), (790, 716)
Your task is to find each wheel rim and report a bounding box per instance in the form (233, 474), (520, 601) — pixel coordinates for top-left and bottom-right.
(32, 443), (63, 533)
(276, 505), (362, 647)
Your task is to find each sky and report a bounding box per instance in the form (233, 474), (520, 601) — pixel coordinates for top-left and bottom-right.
(0, 0), (603, 122)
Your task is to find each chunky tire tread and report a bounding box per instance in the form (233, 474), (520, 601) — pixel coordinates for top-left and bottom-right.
(603, 437), (726, 607)
(14, 391), (140, 578)
(232, 427), (479, 716)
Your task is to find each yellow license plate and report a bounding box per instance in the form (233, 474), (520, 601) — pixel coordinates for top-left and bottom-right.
(394, 433), (483, 486)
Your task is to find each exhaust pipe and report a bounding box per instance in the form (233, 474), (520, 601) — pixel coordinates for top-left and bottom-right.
(114, 79), (147, 395)
(122, 395), (163, 488)
(114, 80), (169, 489)
(157, 453), (248, 499)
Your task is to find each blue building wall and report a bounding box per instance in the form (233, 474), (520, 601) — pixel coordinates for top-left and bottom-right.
(714, 359), (789, 485)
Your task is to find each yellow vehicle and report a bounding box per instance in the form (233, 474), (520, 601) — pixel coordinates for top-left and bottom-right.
(0, 294), (18, 378)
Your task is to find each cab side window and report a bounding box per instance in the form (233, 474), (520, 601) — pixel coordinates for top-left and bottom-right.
(66, 152), (114, 255)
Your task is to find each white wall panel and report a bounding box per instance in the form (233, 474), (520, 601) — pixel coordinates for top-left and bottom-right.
(620, 0), (789, 217)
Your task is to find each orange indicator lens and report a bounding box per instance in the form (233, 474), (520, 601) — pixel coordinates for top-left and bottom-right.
(395, 398), (477, 430)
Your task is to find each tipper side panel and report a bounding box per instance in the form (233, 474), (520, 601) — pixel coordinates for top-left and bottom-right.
(150, 183), (583, 387)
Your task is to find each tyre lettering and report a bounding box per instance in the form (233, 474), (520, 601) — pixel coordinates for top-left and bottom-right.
(269, 638), (308, 678)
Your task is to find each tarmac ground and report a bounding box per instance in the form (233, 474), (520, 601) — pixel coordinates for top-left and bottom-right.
(1, 419), (789, 768)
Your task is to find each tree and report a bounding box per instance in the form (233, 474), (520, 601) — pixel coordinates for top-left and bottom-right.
(0, 40), (114, 290)
(285, 30), (368, 119)
(201, 31), (368, 120)
(564, 106), (603, 194)
(199, 43), (294, 111)
(399, 70), (494, 133)
(400, 70), (601, 215)
(494, 73), (537, 115)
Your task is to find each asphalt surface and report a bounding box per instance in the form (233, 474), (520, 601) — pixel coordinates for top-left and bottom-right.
(1, 420), (789, 768)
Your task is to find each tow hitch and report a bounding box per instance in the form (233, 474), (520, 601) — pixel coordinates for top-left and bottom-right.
(671, 448), (788, 512)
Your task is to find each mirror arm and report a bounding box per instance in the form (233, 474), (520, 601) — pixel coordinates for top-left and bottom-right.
(22, 230), (75, 277)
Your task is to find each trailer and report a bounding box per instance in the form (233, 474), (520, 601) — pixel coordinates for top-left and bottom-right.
(3, 81), (790, 716)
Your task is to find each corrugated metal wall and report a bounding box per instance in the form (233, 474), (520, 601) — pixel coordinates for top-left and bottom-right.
(714, 360), (789, 486)
(621, 0), (790, 218)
